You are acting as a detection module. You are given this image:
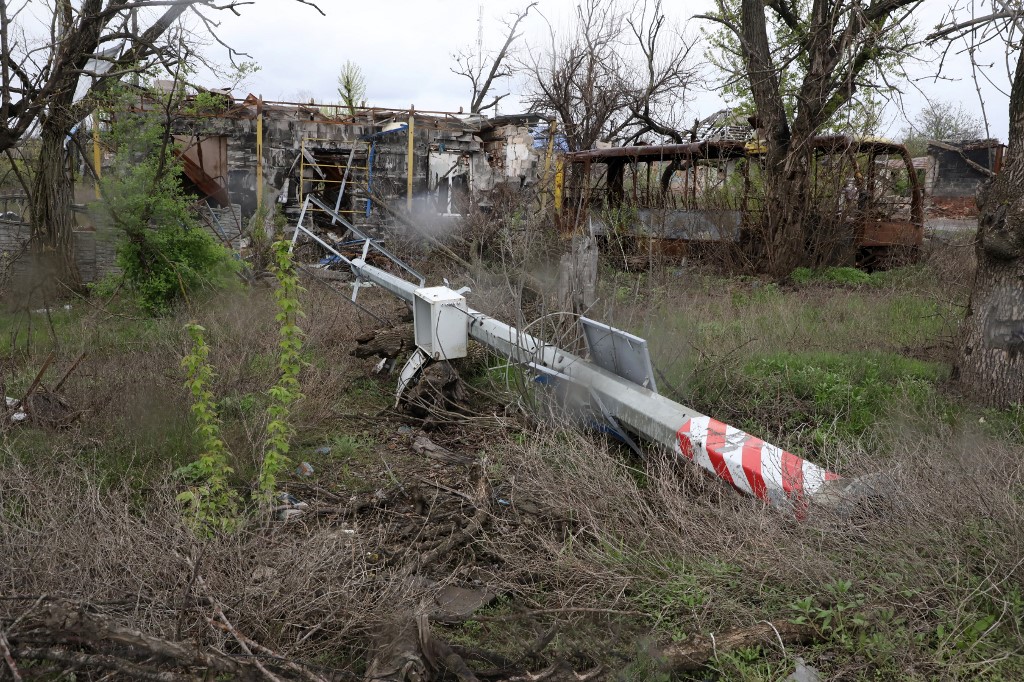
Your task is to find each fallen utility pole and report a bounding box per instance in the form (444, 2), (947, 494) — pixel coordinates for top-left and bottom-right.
(290, 196), (840, 513)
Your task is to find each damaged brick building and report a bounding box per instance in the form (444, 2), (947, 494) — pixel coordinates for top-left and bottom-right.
(923, 138), (1005, 217)
(170, 94), (553, 232)
(1, 91), (555, 285)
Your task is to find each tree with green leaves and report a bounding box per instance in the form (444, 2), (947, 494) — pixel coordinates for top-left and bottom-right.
(701, 1), (891, 136)
(699, 0), (923, 275)
(97, 79), (235, 315)
(901, 100), (985, 157)
(0, 0), (323, 293)
(336, 60), (367, 116)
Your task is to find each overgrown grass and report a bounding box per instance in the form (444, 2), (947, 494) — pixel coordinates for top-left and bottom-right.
(3, 234), (1021, 679)
(1, 284), (382, 490)
(479, 248), (1020, 679)
(689, 350), (951, 454)
(477, 419), (1024, 680)
(605, 257), (972, 466)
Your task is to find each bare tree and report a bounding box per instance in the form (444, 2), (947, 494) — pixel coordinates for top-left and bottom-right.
(451, 3), (536, 114)
(521, 0), (628, 152)
(337, 59), (366, 116)
(0, 0), (322, 292)
(699, 0), (924, 275)
(931, 2), (1024, 407)
(522, 0), (693, 152)
(623, 1), (696, 145)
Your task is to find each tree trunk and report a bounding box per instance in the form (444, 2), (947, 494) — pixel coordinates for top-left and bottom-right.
(740, 0), (812, 276)
(761, 141), (813, 276)
(956, 51), (1024, 407)
(956, 157), (1024, 407)
(29, 110), (83, 294)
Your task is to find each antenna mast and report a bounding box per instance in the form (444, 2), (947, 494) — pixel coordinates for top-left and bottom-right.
(477, 5), (484, 73)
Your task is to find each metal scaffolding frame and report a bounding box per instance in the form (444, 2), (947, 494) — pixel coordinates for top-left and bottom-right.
(298, 137), (371, 222)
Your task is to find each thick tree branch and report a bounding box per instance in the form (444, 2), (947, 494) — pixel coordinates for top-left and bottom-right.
(470, 2), (537, 114)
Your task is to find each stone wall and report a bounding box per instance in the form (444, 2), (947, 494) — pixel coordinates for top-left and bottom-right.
(1, 209), (239, 288)
(72, 230), (120, 282)
(0, 221), (119, 288)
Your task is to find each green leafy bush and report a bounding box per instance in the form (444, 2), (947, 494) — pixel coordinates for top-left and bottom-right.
(175, 323), (241, 535)
(175, 241), (305, 531)
(257, 240), (305, 500)
(97, 83), (235, 315)
(116, 222), (235, 315)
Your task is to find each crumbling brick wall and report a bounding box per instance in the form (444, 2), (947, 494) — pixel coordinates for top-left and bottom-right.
(928, 142), (1002, 198)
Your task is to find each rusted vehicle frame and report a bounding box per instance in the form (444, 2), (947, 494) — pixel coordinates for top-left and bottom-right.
(560, 135), (924, 263)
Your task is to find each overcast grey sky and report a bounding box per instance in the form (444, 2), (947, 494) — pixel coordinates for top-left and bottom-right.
(193, 0), (1013, 142)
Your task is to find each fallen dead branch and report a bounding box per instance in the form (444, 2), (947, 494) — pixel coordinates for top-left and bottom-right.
(0, 629), (21, 682)
(189, 560), (330, 682)
(504, 665), (603, 681)
(412, 435), (476, 466)
(363, 465), (495, 680)
(4, 350), (83, 428)
(364, 614), (479, 682)
(431, 607), (649, 625)
(9, 645), (191, 681)
(2, 598), (312, 681)
(655, 620), (819, 672)
(51, 351), (86, 393)
(19, 350), (55, 406)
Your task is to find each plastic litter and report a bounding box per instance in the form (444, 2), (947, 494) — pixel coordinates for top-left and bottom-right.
(275, 492), (309, 521)
(5, 397), (27, 423)
(278, 492), (307, 508)
(787, 657), (822, 682)
(31, 304), (72, 314)
(295, 461), (315, 477)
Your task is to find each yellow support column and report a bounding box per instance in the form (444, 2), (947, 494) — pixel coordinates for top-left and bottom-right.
(406, 106), (415, 211)
(554, 157), (564, 214)
(92, 112), (102, 199)
(256, 97), (264, 209)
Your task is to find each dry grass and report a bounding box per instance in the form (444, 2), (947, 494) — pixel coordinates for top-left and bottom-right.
(472, 417), (1024, 679)
(0, 455), (425, 677)
(2, 228), (1022, 680)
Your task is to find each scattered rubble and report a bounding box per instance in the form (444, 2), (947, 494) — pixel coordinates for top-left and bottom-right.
(3, 352), (83, 428)
(5, 396), (27, 423)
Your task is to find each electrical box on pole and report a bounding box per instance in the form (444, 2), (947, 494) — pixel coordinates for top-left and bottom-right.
(413, 287), (468, 360)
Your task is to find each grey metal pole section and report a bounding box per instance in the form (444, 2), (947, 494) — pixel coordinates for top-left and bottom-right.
(349, 258), (839, 512)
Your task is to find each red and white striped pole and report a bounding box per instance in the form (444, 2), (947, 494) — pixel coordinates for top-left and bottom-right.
(293, 196), (842, 516)
(677, 416), (839, 510)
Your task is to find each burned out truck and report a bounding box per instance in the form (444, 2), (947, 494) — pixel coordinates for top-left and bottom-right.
(558, 134), (924, 267)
